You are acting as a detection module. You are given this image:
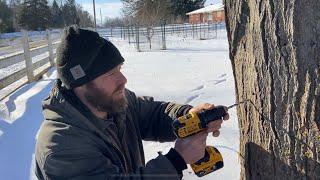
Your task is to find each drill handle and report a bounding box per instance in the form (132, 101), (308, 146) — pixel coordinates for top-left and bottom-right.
(198, 105), (228, 126)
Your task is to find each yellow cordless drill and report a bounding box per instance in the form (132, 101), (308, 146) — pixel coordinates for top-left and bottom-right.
(172, 105), (228, 177)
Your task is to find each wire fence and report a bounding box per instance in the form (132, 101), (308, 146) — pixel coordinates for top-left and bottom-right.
(98, 23), (226, 52)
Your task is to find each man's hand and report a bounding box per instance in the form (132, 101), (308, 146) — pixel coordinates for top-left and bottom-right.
(174, 131), (208, 164)
(188, 103), (229, 137)
(174, 103), (229, 164)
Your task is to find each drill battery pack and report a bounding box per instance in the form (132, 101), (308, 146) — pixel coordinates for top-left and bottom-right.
(191, 146), (224, 177)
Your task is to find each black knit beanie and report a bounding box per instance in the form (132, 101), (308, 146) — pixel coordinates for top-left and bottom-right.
(56, 25), (124, 89)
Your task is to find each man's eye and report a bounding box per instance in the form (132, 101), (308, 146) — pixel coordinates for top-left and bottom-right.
(105, 71), (115, 76)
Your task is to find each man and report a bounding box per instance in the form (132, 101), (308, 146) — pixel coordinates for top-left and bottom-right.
(35, 25), (229, 180)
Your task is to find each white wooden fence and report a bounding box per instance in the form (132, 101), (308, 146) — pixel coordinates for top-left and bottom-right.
(0, 30), (60, 100)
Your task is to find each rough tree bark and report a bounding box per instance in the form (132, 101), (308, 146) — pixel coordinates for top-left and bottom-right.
(224, 0), (320, 179)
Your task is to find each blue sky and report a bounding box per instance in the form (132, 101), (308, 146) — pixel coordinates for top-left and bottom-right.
(77, 0), (222, 25)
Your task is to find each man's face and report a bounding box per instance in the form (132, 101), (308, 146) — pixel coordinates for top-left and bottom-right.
(82, 64), (128, 115)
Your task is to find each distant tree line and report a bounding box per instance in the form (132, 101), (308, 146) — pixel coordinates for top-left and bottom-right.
(0, 0), (93, 33)
(1, 0), (207, 32)
(118, 0), (206, 26)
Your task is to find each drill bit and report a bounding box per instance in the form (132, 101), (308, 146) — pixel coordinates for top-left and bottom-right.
(227, 99), (249, 109)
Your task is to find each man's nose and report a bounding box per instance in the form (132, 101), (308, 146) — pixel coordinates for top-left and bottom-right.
(118, 72), (127, 85)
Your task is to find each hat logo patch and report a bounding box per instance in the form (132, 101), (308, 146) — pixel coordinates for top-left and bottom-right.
(70, 65), (86, 80)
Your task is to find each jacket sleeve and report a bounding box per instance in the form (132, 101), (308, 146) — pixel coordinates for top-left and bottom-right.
(39, 148), (182, 180)
(125, 89), (193, 142)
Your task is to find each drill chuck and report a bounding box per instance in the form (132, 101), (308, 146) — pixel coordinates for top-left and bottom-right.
(198, 106), (228, 125)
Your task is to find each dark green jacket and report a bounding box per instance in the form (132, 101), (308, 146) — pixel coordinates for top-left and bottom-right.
(35, 80), (191, 180)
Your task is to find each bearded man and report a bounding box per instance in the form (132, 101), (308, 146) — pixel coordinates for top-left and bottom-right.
(35, 25), (229, 180)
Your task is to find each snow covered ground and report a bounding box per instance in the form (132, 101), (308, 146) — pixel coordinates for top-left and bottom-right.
(0, 28), (240, 180)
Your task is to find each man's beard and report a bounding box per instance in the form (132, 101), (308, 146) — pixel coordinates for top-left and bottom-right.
(83, 82), (128, 115)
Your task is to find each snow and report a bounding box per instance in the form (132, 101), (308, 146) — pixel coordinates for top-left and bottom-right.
(0, 28), (240, 180)
(186, 3), (224, 15)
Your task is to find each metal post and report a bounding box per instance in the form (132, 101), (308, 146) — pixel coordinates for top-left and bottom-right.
(123, 27), (126, 40)
(135, 26), (140, 52)
(199, 23), (202, 40)
(171, 24), (174, 35)
(192, 24), (195, 38)
(93, 0), (97, 30)
(161, 23), (166, 50)
(182, 24), (184, 36)
(121, 27), (123, 38)
(46, 29), (54, 66)
(22, 30), (34, 82)
(173, 24), (175, 34)
(100, 8), (102, 27)
(215, 23), (218, 38)
(128, 26), (131, 44)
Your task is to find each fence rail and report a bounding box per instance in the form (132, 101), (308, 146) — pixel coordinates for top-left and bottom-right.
(0, 29), (60, 100)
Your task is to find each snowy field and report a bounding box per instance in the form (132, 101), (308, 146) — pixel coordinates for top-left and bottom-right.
(0, 28), (240, 180)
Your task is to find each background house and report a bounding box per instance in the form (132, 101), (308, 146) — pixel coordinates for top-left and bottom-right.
(186, 3), (225, 24)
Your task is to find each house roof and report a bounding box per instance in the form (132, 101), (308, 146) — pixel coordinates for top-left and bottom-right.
(186, 3), (224, 15)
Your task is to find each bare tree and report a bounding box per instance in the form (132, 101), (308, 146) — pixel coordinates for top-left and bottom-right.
(121, 0), (171, 26)
(76, 4), (94, 28)
(224, 0), (320, 179)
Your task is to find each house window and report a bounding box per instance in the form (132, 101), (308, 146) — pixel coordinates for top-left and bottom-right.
(208, 13), (213, 21)
(217, 11), (222, 17)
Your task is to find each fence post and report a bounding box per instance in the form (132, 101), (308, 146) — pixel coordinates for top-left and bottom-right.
(199, 23), (202, 40)
(21, 30), (34, 82)
(135, 26), (140, 52)
(215, 23), (218, 38)
(161, 23), (166, 50)
(128, 26), (131, 44)
(172, 24), (174, 35)
(120, 27), (123, 38)
(123, 27), (126, 39)
(132, 26), (135, 38)
(182, 24), (184, 36)
(46, 29), (54, 67)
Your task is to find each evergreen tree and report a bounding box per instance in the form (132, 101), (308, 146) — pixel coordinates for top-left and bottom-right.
(51, 0), (63, 28)
(62, 0), (79, 25)
(17, 0), (51, 30)
(76, 4), (93, 28)
(0, 0), (14, 33)
(9, 0), (21, 31)
(171, 0), (205, 21)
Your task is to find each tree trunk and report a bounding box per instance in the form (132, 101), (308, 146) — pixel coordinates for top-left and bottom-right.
(224, 0), (320, 179)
